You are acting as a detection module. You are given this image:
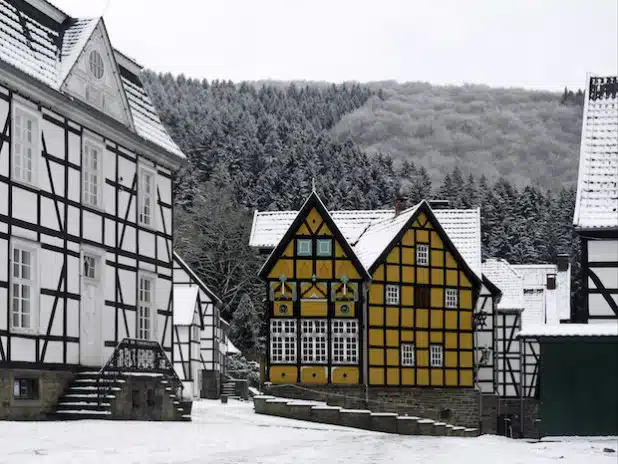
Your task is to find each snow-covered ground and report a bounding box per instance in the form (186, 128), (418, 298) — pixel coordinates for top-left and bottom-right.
(0, 400), (616, 463)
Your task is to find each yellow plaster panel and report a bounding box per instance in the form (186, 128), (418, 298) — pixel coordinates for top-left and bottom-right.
(460, 290), (473, 309)
(386, 348), (399, 366)
(386, 307), (399, 327)
(446, 270), (458, 286)
(274, 302), (294, 317)
(335, 302), (355, 317)
(269, 366), (298, 383)
(305, 208), (323, 233)
(417, 309), (429, 328)
(401, 249), (414, 266)
(300, 366), (327, 384)
(332, 367), (359, 384)
(401, 230), (415, 247)
(459, 369), (474, 387)
(401, 330), (414, 342)
(268, 259), (294, 279)
(335, 260), (359, 279)
(416, 332), (429, 349)
(301, 300), (328, 317)
(430, 309), (443, 329)
(416, 350), (429, 367)
(460, 272), (472, 288)
(386, 264), (400, 282)
(445, 369), (458, 386)
(430, 331), (443, 343)
(401, 309), (414, 328)
(430, 231), (443, 249)
(417, 213), (428, 227)
(416, 229), (430, 243)
(431, 268), (444, 285)
(459, 333), (473, 350)
(417, 267), (429, 285)
(460, 351), (473, 369)
(369, 348), (384, 366)
(431, 369), (443, 386)
(369, 367), (385, 385)
(416, 368), (429, 385)
(445, 310), (458, 329)
(316, 261), (333, 280)
(431, 250), (444, 267)
(385, 329), (399, 347)
(296, 260), (313, 279)
(373, 264), (385, 281)
(401, 368), (414, 385)
(430, 288), (444, 309)
(335, 243), (346, 258)
(369, 284), (384, 305)
(445, 252), (457, 268)
(387, 248), (400, 264)
(296, 223), (311, 236)
(445, 333), (458, 349)
(402, 265), (415, 283)
(460, 311), (472, 330)
(369, 328), (384, 347)
(401, 285), (414, 306)
(282, 243), (294, 257)
(387, 368), (400, 385)
(369, 306), (384, 326)
(445, 351), (458, 368)
(317, 223), (332, 236)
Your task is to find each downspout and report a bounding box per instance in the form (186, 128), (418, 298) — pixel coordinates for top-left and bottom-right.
(362, 281), (369, 407)
(519, 336), (524, 438)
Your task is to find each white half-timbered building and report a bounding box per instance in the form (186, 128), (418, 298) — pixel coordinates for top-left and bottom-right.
(172, 253), (223, 399)
(0, 0), (186, 420)
(573, 75), (618, 324)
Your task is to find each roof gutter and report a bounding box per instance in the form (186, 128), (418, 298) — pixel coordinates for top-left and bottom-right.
(0, 59), (187, 171)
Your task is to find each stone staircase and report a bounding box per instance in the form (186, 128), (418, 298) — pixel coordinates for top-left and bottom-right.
(55, 370), (122, 420)
(221, 381), (236, 398)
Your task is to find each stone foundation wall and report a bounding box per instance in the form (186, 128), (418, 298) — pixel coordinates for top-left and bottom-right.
(264, 384), (481, 428)
(481, 394), (540, 438)
(111, 375), (179, 421)
(0, 368), (74, 420)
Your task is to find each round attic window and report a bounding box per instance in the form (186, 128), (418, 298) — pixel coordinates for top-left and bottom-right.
(89, 50), (104, 79)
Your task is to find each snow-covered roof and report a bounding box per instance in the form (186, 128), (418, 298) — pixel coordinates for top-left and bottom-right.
(573, 75), (618, 229)
(227, 339), (241, 354)
(482, 259), (524, 311)
(0, 0), (184, 160)
(251, 206), (482, 278)
(173, 252), (223, 307)
(173, 285), (199, 326)
(519, 323), (618, 338)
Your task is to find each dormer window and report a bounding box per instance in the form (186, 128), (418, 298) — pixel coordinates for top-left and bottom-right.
(89, 50), (104, 79)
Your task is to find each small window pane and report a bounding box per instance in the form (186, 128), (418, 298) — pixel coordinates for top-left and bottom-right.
(401, 344), (415, 366)
(297, 239), (312, 256)
(445, 288), (458, 309)
(416, 244), (429, 266)
(385, 285), (400, 305)
(430, 345), (443, 367)
(316, 239), (332, 257)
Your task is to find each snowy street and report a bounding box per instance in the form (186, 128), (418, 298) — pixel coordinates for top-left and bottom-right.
(0, 400), (616, 464)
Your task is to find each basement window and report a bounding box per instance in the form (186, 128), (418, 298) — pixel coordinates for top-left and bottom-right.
(13, 378), (39, 400)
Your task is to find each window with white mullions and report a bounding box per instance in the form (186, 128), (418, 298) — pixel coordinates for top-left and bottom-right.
(138, 277), (154, 340)
(385, 284), (400, 305)
(11, 246), (34, 330)
(445, 288), (458, 309)
(301, 319), (328, 363)
(430, 344), (444, 367)
(12, 107), (38, 184)
(416, 244), (429, 266)
(401, 343), (415, 366)
(270, 319), (297, 363)
(139, 167), (156, 226)
(331, 320), (358, 364)
(83, 141), (103, 207)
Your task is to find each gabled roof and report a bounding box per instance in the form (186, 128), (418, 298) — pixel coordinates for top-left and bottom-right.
(0, 0), (184, 160)
(482, 259), (524, 311)
(173, 285), (200, 327)
(258, 191), (371, 280)
(519, 323), (618, 339)
(573, 75), (618, 229)
(250, 206), (482, 278)
(173, 251), (223, 307)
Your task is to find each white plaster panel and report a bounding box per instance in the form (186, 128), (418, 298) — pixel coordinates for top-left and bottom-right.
(157, 176), (172, 206)
(588, 294), (617, 317)
(204, 315), (214, 326)
(68, 130), (81, 167)
(67, 168), (81, 203)
(172, 263), (190, 283)
(138, 229), (155, 259)
(140, 261), (155, 274)
(160, 207), (172, 236)
(41, 118), (64, 160)
(67, 254), (80, 294)
(47, 157), (65, 197)
(11, 226), (37, 242)
(67, 205), (80, 237)
(10, 336), (35, 362)
(0, 182), (7, 216)
(67, 341), (79, 364)
(202, 326), (214, 339)
(39, 295), (55, 337)
(0, 237), (7, 281)
(118, 156), (136, 189)
(118, 269), (136, 306)
(82, 210), (102, 243)
(104, 218), (115, 247)
(590, 267), (618, 289)
(588, 240), (618, 262)
(202, 340), (214, 350)
(0, 289), (6, 330)
(67, 299), (79, 338)
(44, 341), (63, 363)
(0, 102), (8, 178)
(102, 304), (116, 346)
(104, 265), (115, 304)
(40, 248), (63, 291)
(117, 256), (136, 270)
(0, 221), (6, 234)
(50, 299), (64, 337)
(40, 197), (60, 231)
(122, 225), (136, 254)
(201, 350), (213, 363)
(67, 240), (80, 254)
(11, 187), (37, 224)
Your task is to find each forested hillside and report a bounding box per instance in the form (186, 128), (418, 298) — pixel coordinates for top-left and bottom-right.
(141, 73), (583, 352)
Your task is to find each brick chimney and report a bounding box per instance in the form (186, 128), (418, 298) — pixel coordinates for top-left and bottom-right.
(556, 253), (569, 272)
(395, 197), (407, 216)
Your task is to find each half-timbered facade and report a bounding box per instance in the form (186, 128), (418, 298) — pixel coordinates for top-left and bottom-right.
(573, 75), (618, 324)
(172, 253), (223, 399)
(474, 276), (501, 394)
(0, 0), (185, 419)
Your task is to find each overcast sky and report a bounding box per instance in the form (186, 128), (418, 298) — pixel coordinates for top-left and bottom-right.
(53, 0), (617, 91)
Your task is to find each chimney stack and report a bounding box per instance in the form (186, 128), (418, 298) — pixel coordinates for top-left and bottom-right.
(557, 253), (570, 272)
(395, 197), (407, 216)
(428, 199), (450, 210)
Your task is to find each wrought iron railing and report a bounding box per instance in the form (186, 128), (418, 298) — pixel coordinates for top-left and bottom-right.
(96, 338), (184, 406)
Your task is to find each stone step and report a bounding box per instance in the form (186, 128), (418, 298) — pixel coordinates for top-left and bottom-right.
(57, 401), (110, 411)
(63, 393), (116, 400)
(55, 410), (112, 420)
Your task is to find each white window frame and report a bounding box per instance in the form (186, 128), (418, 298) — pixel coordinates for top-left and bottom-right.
(270, 319), (297, 363)
(445, 288), (458, 309)
(296, 239), (312, 257)
(10, 238), (39, 334)
(430, 344), (444, 367)
(138, 165), (156, 228)
(82, 136), (104, 209)
(331, 319), (358, 365)
(301, 319), (328, 364)
(316, 238), (332, 257)
(416, 244), (429, 266)
(138, 273), (156, 340)
(385, 284), (400, 305)
(11, 103), (40, 186)
(401, 343), (416, 367)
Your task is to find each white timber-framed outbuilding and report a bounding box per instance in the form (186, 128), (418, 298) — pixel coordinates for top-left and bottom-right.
(0, 0), (187, 420)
